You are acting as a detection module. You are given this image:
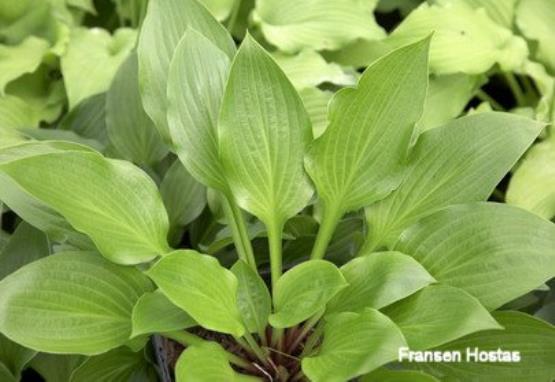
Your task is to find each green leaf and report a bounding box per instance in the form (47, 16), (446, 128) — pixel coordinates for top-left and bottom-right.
(231, 260), (271, 334)
(197, 0), (235, 20)
(0, 37), (49, 94)
(0, 251), (153, 354)
(30, 353), (85, 382)
(138, 0), (235, 141)
(305, 38), (429, 257)
(62, 27), (136, 109)
(423, 311), (555, 381)
(106, 53), (167, 166)
(0, 363), (16, 382)
(70, 347), (157, 382)
(362, 368), (439, 382)
(516, 0), (555, 72)
(462, 0), (518, 28)
(175, 342), (254, 382)
(395, 202), (555, 310)
(167, 29), (231, 191)
(418, 73), (482, 132)
(273, 49), (354, 90)
(269, 260), (347, 328)
(252, 0), (385, 53)
(59, 93), (109, 149)
(0, 333), (36, 380)
(131, 290), (196, 338)
(302, 308), (407, 382)
(146, 250), (244, 337)
(0, 145), (171, 264)
(160, 160), (207, 228)
(0, 221), (49, 280)
(219, 35), (313, 227)
(0, 95), (40, 130)
(299, 87), (332, 138)
(389, 1), (528, 74)
(383, 284), (501, 350)
(326, 251), (435, 315)
(507, 140), (555, 220)
(365, 112), (543, 250)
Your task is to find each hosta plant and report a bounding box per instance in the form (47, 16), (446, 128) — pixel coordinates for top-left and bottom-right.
(0, 1), (555, 381)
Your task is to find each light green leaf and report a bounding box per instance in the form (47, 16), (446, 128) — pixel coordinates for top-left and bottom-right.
(30, 353), (85, 382)
(462, 0), (518, 28)
(70, 347), (156, 382)
(326, 251), (435, 314)
(66, 0), (96, 13)
(269, 260), (347, 328)
(365, 112), (543, 250)
(219, 35), (313, 227)
(302, 308), (407, 382)
(231, 260), (271, 333)
(131, 290), (196, 338)
(362, 368), (439, 382)
(389, 1), (528, 74)
(167, 29), (231, 191)
(0, 334), (36, 381)
(383, 284), (501, 350)
(175, 342), (255, 382)
(305, 38), (429, 254)
(418, 73), (482, 132)
(507, 133), (555, 220)
(0, 37), (49, 94)
(299, 87), (332, 138)
(106, 53), (167, 166)
(0, 221), (49, 280)
(146, 250), (244, 337)
(395, 202), (555, 310)
(0, 251), (153, 354)
(273, 49), (355, 90)
(0, 145), (171, 264)
(252, 0), (385, 53)
(138, 0), (235, 141)
(423, 311), (555, 381)
(0, 95), (39, 129)
(517, 0), (555, 72)
(160, 160), (207, 228)
(59, 93), (109, 149)
(198, 0), (235, 20)
(62, 27), (136, 109)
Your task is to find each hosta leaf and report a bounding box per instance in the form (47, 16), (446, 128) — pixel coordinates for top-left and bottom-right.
(365, 112), (543, 250)
(389, 1), (528, 74)
(160, 160), (206, 228)
(0, 146), (171, 264)
(59, 93), (109, 148)
(167, 29), (231, 191)
(383, 284), (501, 350)
(326, 251), (435, 315)
(146, 250), (244, 336)
(70, 347), (157, 382)
(219, 35), (313, 227)
(0, 37), (49, 94)
(305, 38), (429, 245)
(106, 53), (167, 166)
(175, 342), (255, 382)
(0, 95), (39, 130)
(302, 308), (407, 382)
(231, 260), (271, 334)
(62, 27), (136, 109)
(507, 133), (555, 221)
(395, 202), (555, 310)
(0, 222), (49, 280)
(423, 312), (555, 381)
(273, 49), (354, 90)
(418, 73), (482, 132)
(131, 290), (196, 338)
(299, 87), (332, 138)
(198, 0), (235, 20)
(516, 0), (555, 72)
(0, 363), (16, 382)
(30, 353), (85, 382)
(0, 251), (153, 354)
(462, 0), (518, 28)
(252, 0), (385, 53)
(362, 368), (439, 382)
(0, 334), (36, 381)
(269, 260), (347, 328)
(138, 0), (235, 141)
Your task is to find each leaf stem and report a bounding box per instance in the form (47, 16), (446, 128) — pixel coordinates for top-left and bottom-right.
(161, 330), (205, 347)
(300, 321), (324, 358)
(287, 311), (323, 354)
(222, 195), (257, 269)
(242, 331), (269, 366)
(267, 220), (283, 293)
(476, 89), (504, 111)
(310, 203), (343, 260)
(504, 72), (526, 106)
